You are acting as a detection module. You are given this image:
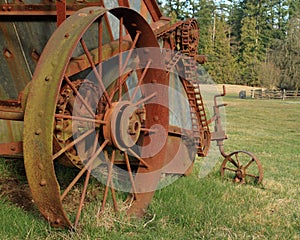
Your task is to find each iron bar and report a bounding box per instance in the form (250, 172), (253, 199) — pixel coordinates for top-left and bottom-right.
(52, 128), (94, 161)
(64, 76), (95, 118)
(55, 114), (106, 125)
(0, 3), (103, 16)
(80, 39), (112, 107)
(61, 139), (109, 201)
(74, 132), (99, 228)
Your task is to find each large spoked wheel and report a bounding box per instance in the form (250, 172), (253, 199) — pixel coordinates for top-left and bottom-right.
(220, 150), (263, 184)
(24, 7), (169, 228)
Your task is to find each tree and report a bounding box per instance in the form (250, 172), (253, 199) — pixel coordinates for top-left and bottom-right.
(159, 0), (191, 19)
(257, 61), (281, 89)
(195, 0), (216, 54)
(273, 14), (300, 90)
(239, 16), (260, 85)
(206, 13), (239, 84)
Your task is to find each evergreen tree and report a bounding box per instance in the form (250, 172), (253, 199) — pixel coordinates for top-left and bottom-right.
(273, 13), (300, 90)
(195, 0), (216, 54)
(239, 16), (260, 85)
(159, 0), (191, 19)
(288, 0), (300, 19)
(199, 6), (238, 84)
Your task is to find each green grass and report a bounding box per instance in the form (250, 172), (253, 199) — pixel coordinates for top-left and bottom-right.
(0, 96), (299, 239)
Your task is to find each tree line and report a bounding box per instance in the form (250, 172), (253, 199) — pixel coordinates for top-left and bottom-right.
(158, 0), (300, 90)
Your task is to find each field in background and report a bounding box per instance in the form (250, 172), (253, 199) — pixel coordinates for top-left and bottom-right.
(0, 93), (299, 239)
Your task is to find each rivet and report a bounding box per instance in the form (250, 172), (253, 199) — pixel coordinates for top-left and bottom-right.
(38, 110), (44, 117)
(55, 218), (61, 224)
(35, 128), (42, 135)
(31, 49), (40, 61)
(10, 145), (16, 151)
(89, 10), (94, 14)
(78, 13), (87, 17)
(45, 76), (52, 82)
(64, 33), (69, 38)
(131, 23), (137, 27)
(153, 116), (159, 121)
(38, 163), (44, 170)
(3, 48), (12, 58)
(40, 179), (47, 186)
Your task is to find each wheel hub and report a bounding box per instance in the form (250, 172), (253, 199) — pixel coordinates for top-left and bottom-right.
(103, 101), (143, 150)
(234, 166), (246, 183)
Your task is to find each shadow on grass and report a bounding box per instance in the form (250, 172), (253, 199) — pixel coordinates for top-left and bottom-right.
(0, 158), (36, 212)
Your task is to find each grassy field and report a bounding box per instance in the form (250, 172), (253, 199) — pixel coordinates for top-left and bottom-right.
(0, 95), (299, 239)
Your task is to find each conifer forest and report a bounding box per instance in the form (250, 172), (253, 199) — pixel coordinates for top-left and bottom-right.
(158, 0), (300, 90)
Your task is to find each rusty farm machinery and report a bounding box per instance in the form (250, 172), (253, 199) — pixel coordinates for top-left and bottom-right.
(0, 0), (263, 228)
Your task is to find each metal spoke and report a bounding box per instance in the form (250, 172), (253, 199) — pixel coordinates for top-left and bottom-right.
(140, 128), (157, 134)
(127, 148), (150, 169)
(235, 153), (241, 167)
(131, 60), (152, 101)
(223, 167), (237, 172)
(80, 39), (112, 107)
(118, 17), (124, 101)
(109, 71), (133, 101)
(228, 157), (239, 168)
(245, 173), (259, 178)
(98, 16), (103, 66)
(100, 150), (116, 213)
(244, 158), (255, 169)
(55, 114), (106, 125)
(74, 166), (92, 228)
(64, 76), (95, 118)
(133, 92), (157, 107)
(110, 179), (118, 213)
(52, 128), (94, 161)
(60, 139), (109, 201)
(120, 31), (141, 75)
(124, 152), (138, 199)
(74, 132), (99, 228)
(97, 16), (103, 95)
(111, 30), (141, 102)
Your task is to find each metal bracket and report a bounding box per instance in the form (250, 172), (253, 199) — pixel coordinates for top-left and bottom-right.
(0, 141), (23, 156)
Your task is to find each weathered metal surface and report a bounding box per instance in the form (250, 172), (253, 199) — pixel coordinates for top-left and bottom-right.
(23, 7), (110, 228)
(23, 5), (169, 227)
(220, 150), (263, 184)
(0, 119), (23, 151)
(0, 141), (23, 156)
(0, 0), (164, 158)
(207, 86), (263, 183)
(0, 0), (161, 101)
(0, 3), (102, 16)
(0, 21), (33, 99)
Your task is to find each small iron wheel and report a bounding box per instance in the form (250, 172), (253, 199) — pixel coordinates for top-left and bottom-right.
(220, 150), (263, 184)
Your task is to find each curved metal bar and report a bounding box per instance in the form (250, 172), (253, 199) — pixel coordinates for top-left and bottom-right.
(23, 7), (109, 228)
